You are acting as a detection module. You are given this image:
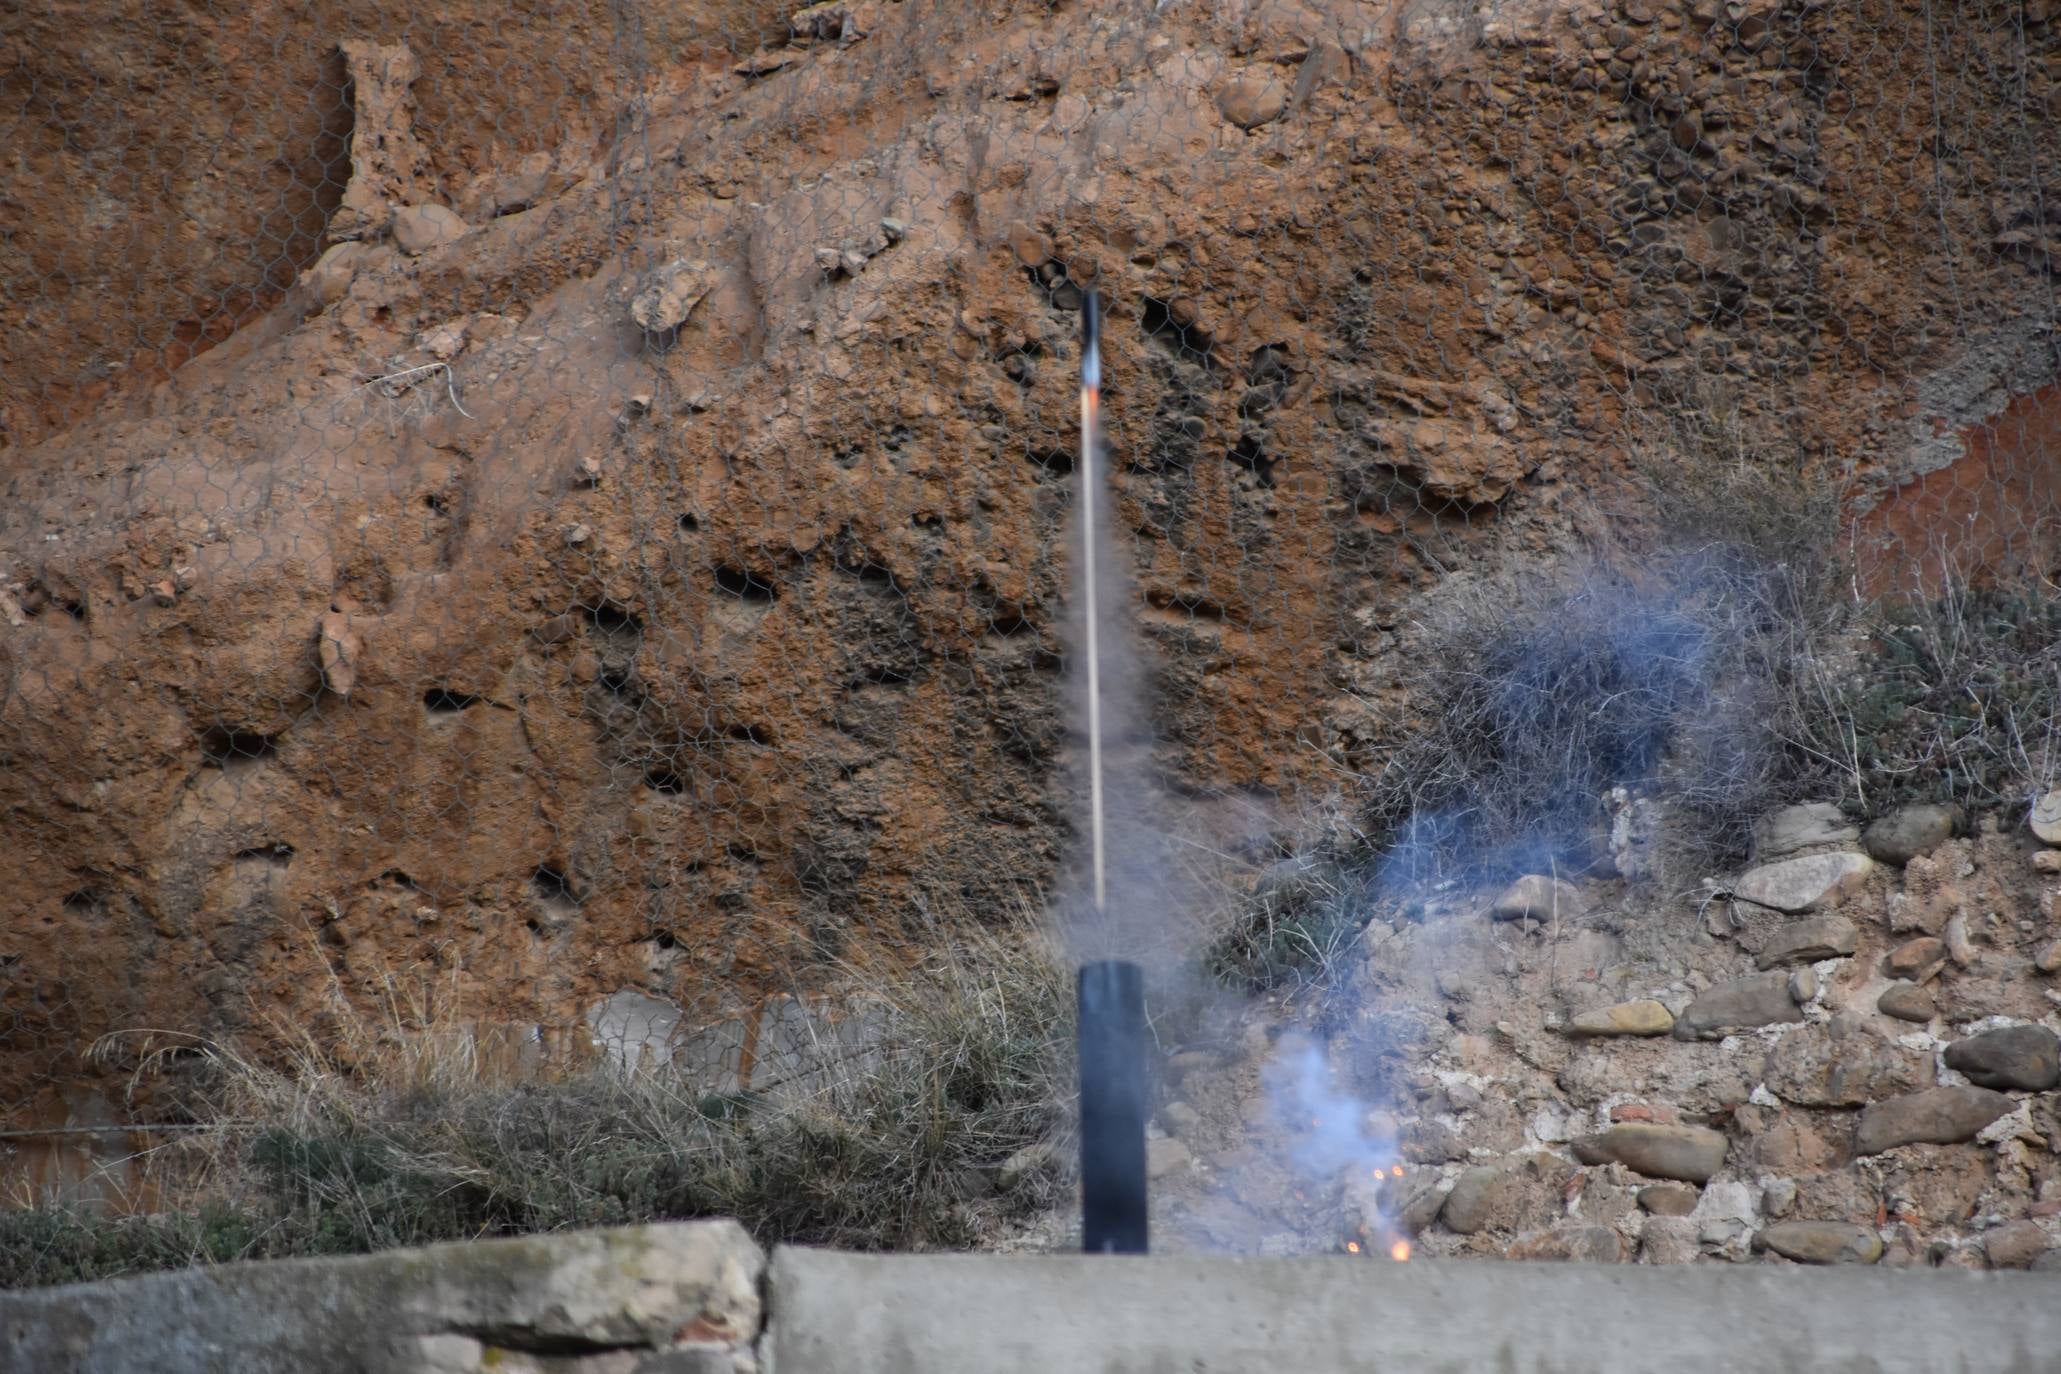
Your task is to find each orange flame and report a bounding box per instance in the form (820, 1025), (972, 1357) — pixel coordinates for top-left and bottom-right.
(1390, 1239), (1412, 1262)
(1346, 1240), (1361, 1254)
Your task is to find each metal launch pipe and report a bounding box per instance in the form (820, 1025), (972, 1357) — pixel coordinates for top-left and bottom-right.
(1078, 958), (1148, 1254)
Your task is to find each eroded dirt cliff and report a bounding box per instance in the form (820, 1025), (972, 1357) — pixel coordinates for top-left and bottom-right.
(1, 0), (2056, 1156)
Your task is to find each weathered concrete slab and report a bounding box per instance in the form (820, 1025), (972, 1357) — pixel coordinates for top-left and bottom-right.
(766, 1247), (2061, 1374)
(10, 1227), (2061, 1373)
(0, 1221), (762, 1374)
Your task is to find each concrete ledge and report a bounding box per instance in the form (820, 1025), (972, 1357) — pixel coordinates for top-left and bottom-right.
(9, 1226), (2060, 1373)
(0, 1221), (762, 1374)
(767, 1248), (2061, 1374)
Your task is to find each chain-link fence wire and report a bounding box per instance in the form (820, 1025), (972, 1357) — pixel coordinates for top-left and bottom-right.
(1, 0), (2056, 1199)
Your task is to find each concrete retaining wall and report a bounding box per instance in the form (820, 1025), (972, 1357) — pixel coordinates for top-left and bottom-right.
(3, 1221), (2058, 1374)
(767, 1247), (2061, 1374)
(0, 1222), (762, 1374)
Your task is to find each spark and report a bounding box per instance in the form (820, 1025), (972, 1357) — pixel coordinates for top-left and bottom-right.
(1345, 1240), (1361, 1254)
(1390, 1239), (1412, 1262)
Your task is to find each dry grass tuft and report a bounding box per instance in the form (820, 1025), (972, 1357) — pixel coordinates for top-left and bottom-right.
(1, 923), (1073, 1288)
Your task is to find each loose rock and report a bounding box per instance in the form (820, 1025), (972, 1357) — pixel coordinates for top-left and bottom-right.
(1759, 1221), (1884, 1264)
(1944, 913), (1974, 967)
(1672, 971), (1806, 1039)
(1489, 874), (1584, 923)
(630, 258), (714, 335)
(1572, 1124), (1728, 1183)
(1983, 1220), (2052, 1269)
(1943, 1025), (2060, 1091)
(1007, 224), (1052, 269)
(1393, 1180), (1448, 1236)
(1637, 1183), (1700, 1216)
(997, 1140), (1059, 1192)
(1640, 1216), (1701, 1265)
(1877, 983), (1935, 1022)
(1503, 1225), (1626, 1263)
(1563, 999), (1674, 1037)
(734, 48), (799, 77)
(419, 318), (468, 361)
(1732, 852), (1872, 914)
(1752, 803), (1858, 859)
(391, 203), (468, 255)
(1440, 1166), (1508, 1234)
(1763, 1027), (1933, 1107)
(1862, 804), (1960, 865)
(1885, 937), (1947, 981)
(2037, 940), (2061, 975)
(1146, 1137), (1192, 1179)
(302, 241), (366, 307)
(1754, 915), (1859, 969)
(1854, 1086), (2016, 1155)
(2030, 791), (2061, 845)
(1217, 76), (1289, 130)
(318, 612), (363, 698)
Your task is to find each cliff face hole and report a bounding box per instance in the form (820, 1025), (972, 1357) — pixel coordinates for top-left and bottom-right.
(585, 602), (644, 638)
(18, 582), (89, 622)
(714, 566), (779, 604)
(1139, 295), (1217, 368)
(1227, 433), (1277, 487)
(531, 866), (578, 911)
(597, 668), (646, 706)
(423, 688), (482, 714)
(644, 768), (687, 795)
(986, 606), (1031, 637)
(1027, 446), (1075, 477)
(199, 726), (280, 769)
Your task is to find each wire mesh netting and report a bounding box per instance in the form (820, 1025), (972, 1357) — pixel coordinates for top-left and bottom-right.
(1, 0), (2056, 1200)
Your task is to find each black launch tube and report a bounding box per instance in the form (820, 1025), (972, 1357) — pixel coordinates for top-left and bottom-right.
(1077, 958), (1148, 1254)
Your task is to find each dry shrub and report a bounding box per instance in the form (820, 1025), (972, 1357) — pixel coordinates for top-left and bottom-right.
(1355, 410), (1854, 892)
(1808, 581), (2061, 814)
(0, 923), (1072, 1288)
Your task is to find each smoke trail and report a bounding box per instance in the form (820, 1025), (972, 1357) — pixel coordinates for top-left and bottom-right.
(1057, 291), (1182, 969)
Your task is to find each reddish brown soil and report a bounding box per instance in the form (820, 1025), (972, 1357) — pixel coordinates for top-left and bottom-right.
(1, 0), (2055, 1185)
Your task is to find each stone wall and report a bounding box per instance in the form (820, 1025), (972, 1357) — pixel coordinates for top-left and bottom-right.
(1142, 799), (2061, 1272)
